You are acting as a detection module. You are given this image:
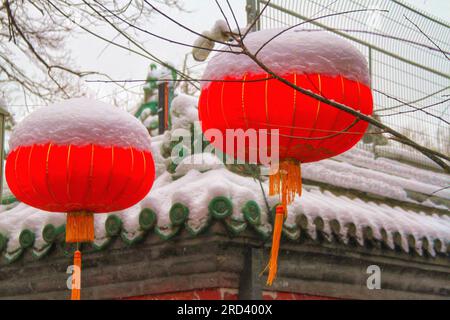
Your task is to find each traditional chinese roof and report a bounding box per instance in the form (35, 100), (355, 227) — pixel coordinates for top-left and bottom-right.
(0, 145), (448, 265)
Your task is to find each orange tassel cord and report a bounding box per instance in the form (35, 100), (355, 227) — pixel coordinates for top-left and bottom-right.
(71, 250), (82, 300)
(266, 159), (302, 285)
(66, 211), (93, 301)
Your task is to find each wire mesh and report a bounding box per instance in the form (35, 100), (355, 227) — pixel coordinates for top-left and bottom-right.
(253, 0), (450, 165)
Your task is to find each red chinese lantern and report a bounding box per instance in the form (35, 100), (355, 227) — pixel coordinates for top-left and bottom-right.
(6, 98), (155, 299)
(198, 30), (373, 284)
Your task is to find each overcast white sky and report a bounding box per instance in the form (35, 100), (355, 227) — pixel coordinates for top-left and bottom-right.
(8, 0), (450, 115)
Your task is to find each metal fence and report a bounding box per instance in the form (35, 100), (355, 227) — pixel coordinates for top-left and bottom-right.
(247, 0), (450, 165)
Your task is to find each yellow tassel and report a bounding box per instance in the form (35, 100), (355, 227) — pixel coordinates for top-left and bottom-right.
(66, 212), (94, 243)
(269, 159), (302, 210)
(266, 159), (302, 285)
(71, 250), (81, 300)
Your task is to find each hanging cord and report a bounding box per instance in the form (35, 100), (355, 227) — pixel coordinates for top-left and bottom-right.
(257, 176), (271, 216)
(71, 242), (81, 300)
(266, 160), (302, 285)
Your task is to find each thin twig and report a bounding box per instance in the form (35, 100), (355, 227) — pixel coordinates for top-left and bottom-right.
(404, 15), (449, 61)
(375, 90), (450, 124)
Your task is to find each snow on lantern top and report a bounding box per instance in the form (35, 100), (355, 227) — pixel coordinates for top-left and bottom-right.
(202, 29), (370, 87)
(9, 98), (152, 152)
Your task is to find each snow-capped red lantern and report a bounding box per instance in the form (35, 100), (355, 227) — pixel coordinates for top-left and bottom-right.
(198, 30), (373, 285)
(6, 98), (155, 299)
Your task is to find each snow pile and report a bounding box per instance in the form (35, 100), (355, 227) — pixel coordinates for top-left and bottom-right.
(149, 135), (168, 178)
(210, 20), (232, 40)
(303, 155), (450, 207)
(193, 20), (231, 62)
(375, 144), (442, 170)
(0, 203), (66, 251)
(143, 114), (158, 128)
(170, 94), (199, 130)
(174, 153), (224, 177)
(335, 148), (449, 191)
(141, 168), (273, 230)
(288, 188), (450, 255)
(147, 63), (176, 84)
(9, 98), (152, 151)
(303, 159), (406, 200)
(202, 29), (370, 87)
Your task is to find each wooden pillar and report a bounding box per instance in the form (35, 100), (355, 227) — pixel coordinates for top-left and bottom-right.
(158, 82), (169, 134)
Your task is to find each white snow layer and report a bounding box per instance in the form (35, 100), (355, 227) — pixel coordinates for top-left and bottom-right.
(174, 153), (224, 178)
(202, 29), (370, 87)
(170, 94), (199, 130)
(192, 20), (231, 62)
(9, 98), (152, 151)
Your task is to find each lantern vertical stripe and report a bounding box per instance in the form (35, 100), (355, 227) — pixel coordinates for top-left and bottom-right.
(330, 81), (366, 156)
(285, 73), (298, 159)
(266, 76), (290, 153)
(244, 74), (267, 158)
(317, 76), (347, 161)
(107, 147), (130, 210)
(313, 76), (339, 138)
(198, 85), (206, 124)
(89, 145), (111, 211)
(38, 144), (55, 208)
(265, 75), (269, 125)
(205, 86), (211, 128)
(220, 81), (229, 129)
(7, 147), (21, 204)
(339, 81), (363, 153)
(293, 75), (318, 152)
(104, 146), (115, 210)
(18, 147), (34, 205)
(27, 146), (41, 207)
(200, 85), (210, 130)
(46, 143), (59, 208)
(114, 148), (141, 209)
(48, 144), (70, 206)
(241, 73), (249, 129)
(98, 146), (116, 210)
(133, 152), (154, 205)
(83, 144), (95, 207)
(109, 146), (135, 211)
(308, 74), (322, 139)
(129, 150), (148, 205)
(315, 75), (346, 152)
(66, 145), (72, 205)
